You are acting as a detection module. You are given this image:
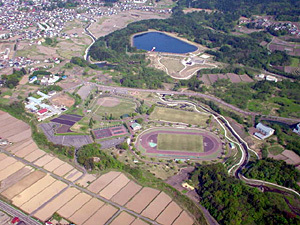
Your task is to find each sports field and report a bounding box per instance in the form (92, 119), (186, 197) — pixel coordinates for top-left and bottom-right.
(92, 97), (136, 118)
(157, 133), (203, 152)
(150, 107), (208, 126)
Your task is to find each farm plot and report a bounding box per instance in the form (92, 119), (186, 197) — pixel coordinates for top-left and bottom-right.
(83, 204), (118, 225)
(20, 180), (67, 214)
(8, 139), (33, 154)
(0, 166), (33, 192)
(110, 212), (135, 225)
(0, 161), (25, 181)
(141, 192), (172, 220)
(53, 163), (74, 177)
(1, 170), (46, 200)
(12, 175), (56, 207)
(51, 114), (82, 127)
(156, 201), (182, 225)
(157, 133), (203, 152)
(76, 174), (96, 187)
(92, 97), (136, 119)
(99, 173), (130, 199)
(173, 211), (194, 225)
(24, 149), (46, 162)
(226, 73), (241, 83)
(57, 192), (92, 218)
(33, 187), (80, 222)
(68, 198), (104, 225)
(126, 187), (160, 213)
(111, 181), (142, 206)
(131, 219), (148, 225)
(87, 171), (121, 194)
(43, 158), (65, 172)
(150, 107), (208, 126)
(64, 169), (83, 182)
(34, 155), (55, 167)
(240, 74), (254, 82)
(14, 142), (38, 158)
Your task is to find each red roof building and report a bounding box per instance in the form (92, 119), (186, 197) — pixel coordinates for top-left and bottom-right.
(37, 108), (47, 115)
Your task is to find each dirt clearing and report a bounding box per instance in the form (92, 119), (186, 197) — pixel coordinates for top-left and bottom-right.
(21, 180), (67, 214)
(97, 97), (120, 107)
(99, 173), (130, 199)
(156, 201), (182, 225)
(87, 171), (121, 194)
(126, 187), (160, 213)
(33, 187), (80, 222)
(83, 204), (118, 225)
(69, 198), (104, 225)
(12, 175), (56, 207)
(110, 212), (135, 225)
(141, 192), (172, 220)
(57, 192), (92, 218)
(1, 170), (46, 200)
(111, 181), (142, 206)
(50, 93), (75, 108)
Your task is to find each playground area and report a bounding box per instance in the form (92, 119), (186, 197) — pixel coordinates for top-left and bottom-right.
(137, 127), (222, 159)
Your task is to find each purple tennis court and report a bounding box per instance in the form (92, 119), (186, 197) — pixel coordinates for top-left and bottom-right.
(93, 125), (128, 139)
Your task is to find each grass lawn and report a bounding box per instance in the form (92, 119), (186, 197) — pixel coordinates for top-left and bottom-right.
(160, 57), (184, 74)
(268, 145), (284, 155)
(290, 57), (299, 67)
(157, 133), (203, 152)
(150, 107), (208, 126)
(93, 98), (136, 119)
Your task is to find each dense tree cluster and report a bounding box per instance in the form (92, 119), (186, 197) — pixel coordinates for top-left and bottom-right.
(190, 163), (300, 224)
(243, 158), (300, 192)
(177, 0), (300, 21)
(2, 68), (27, 88)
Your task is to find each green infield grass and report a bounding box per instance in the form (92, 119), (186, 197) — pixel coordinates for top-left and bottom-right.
(157, 133), (203, 152)
(268, 145), (284, 155)
(150, 107), (208, 126)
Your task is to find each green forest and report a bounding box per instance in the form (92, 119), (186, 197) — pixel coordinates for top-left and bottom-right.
(190, 163), (300, 225)
(242, 158), (300, 192)
(88, 3), (297, 90)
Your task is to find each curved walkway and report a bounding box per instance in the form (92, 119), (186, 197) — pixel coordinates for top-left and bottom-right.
(158, 97), (300, 199)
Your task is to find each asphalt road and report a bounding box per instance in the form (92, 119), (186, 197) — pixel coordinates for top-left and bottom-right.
(0, 200), (41, 225)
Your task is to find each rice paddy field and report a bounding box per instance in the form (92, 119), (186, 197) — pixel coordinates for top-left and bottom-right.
(150, 107), (209, 126)
(0, 110), (196, 224)
(157, 133), (203, 152)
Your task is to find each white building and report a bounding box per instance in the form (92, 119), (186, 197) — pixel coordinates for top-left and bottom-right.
(254, 123), (275, 140)
(293, 123), (300, 135)
(266, 75), (278, 82)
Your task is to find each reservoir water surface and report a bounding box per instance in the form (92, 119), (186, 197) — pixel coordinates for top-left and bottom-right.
(133, 32), (197, 54)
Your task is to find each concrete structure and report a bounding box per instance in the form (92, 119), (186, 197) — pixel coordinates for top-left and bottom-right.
(254, 123), (275, 140)
(265, 75), (278, 82)
(293, 123), (300, 135)
(131, 123), (142, 131)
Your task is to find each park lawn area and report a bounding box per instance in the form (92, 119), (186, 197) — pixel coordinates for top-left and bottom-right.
(150, 107), (208, 126)
(93, 98), (136, 119)
(157, 133), (203, 152)
(290, 57), (299, 67)
(160, 57), (184, 74)
(268, 145), (284, 155)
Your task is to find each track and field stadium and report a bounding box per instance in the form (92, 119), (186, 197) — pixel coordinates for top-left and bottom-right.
(136, 127), (222, 159)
